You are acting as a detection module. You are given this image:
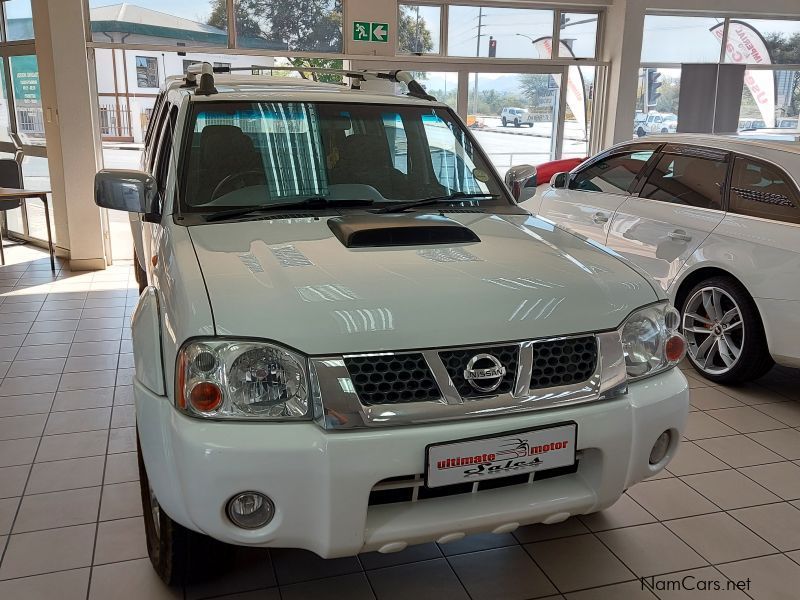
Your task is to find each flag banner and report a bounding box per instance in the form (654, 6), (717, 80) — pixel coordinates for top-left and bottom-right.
(710, 21), (776, 128)
(531, 37), (587, 136)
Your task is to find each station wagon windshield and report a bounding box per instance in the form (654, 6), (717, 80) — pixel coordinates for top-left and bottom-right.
(179, 101), (509, 214)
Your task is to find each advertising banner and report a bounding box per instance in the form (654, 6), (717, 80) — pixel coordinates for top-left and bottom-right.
(531, 37), (587, 136)
(710, 21), (775, 128)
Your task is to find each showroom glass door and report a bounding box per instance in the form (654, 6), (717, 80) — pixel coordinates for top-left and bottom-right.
(0, 0), (53, 247)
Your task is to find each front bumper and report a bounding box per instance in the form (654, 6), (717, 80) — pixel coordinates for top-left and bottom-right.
(136, 367), (688, 558)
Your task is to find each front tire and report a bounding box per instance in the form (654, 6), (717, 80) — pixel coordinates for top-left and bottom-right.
(637, 127), (646, 137)
(680, 276), (773, 384)
(138, 435), (228, 585)
(502, 117), (507, 127)
(514, 118), (521, 128)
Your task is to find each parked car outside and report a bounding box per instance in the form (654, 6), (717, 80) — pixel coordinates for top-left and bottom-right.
(95, 67), (689, 585)
(523, 133), (800, 384)
(501, 106), (535, 127)
(635, 112), (678, 137)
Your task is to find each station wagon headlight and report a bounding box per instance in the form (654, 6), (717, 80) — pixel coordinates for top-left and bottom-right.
(176, 340), (309, 420)
(620, 302), (686, 381)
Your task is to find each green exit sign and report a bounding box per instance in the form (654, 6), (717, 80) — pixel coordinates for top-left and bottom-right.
(353, 21), (389, 43)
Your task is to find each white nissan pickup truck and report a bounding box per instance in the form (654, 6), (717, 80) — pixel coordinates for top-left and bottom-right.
(94, 65), (689, 584)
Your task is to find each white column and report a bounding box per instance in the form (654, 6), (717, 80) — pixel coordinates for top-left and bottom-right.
(343, 0), (398, 56)
(600, 0), (646, 148)
(32, 0), (106, 270)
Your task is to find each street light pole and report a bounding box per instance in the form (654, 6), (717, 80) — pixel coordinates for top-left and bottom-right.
(472, 7), (484, 116)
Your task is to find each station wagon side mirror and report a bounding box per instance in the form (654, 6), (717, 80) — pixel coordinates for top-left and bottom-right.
(551, 172), (569, 189)
(504, 164), (537, 202)
(95, 169), (159, 221)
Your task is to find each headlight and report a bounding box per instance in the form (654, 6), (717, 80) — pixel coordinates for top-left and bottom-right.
(176, 340), (309, 420)
(620, 302), (686, 380)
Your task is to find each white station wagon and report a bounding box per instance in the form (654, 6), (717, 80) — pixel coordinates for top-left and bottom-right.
(525, 134), (800, 384)
(95, 65), (688, 584)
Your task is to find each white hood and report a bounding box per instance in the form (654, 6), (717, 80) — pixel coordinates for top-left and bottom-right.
(188, 213), (659, 355)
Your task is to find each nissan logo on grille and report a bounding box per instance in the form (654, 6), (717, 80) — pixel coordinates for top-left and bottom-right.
(463, 353), (507, 393)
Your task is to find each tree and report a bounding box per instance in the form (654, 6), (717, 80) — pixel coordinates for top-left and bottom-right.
(398, 6), (434, 54)
(762, 32), (800, 117)
(519, 74), (551, 107)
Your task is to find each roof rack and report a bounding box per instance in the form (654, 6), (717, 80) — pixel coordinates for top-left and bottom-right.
(183, 62), (437, 102)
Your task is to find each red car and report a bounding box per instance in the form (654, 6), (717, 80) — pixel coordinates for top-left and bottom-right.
(535, 157), (586, 186)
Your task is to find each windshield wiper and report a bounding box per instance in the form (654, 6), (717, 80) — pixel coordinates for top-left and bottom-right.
(371, 192), (498, 214)
(204, 197), (374, 222)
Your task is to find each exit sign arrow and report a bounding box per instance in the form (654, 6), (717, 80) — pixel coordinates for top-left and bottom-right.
(371, 23), (388, 42)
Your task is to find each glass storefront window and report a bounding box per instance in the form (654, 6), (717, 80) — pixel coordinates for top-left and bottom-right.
(558, 13), (599, 59)
(234, 0), (343, 52)
(89, 0), (227, 47)
(641, 15), (723, 63)
(634, 67), (680, 137)
(724, 19), (800, 65)
(20, 156), (54, 243)
(737, 69), (800, 132)
(399, 4), (441, 55)
(447, 5), (553, 58)
(408, 72), (457, 111)
(9, 55), (43, 146)
(4, 0), (33, 41)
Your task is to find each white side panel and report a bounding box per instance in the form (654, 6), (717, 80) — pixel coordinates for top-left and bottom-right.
(131, 286), (165, 395)
(537, 188), (627, 244)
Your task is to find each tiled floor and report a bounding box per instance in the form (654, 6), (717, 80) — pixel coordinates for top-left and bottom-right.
(1, 244), (800, 600)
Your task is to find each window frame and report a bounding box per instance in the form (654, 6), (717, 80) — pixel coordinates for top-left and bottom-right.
(135, 55), (159, 88)
(397, 2), (444, 57)
(568, 142), (661, 196)
(727, 152), (800, 225)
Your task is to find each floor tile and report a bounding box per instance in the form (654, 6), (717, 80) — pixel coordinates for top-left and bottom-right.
(94, 516), (148, 564)
(52, 388), (114, 411)
(682, 412), (738, 440)
(0, 567), (90, 600)
(185, 547), (275, 599)
(0, 523), (96, 579)
(111, 404), (136, 428)
(0, 496), (19, 534)
(449, 545), (557, 600)
(366, 558), (469, 600)
(35, 430), (108, 462)
(739, 462), (800, 500)
(88, 558), (182, 600)
(44, 407), (111, 435)
(0, 464), (29, 498)
(696, 435), (784, 468)
(753, 401), (800, 427)
(0, 373), (61, 397)
(28, 319), (77, 333)
(597, 523), (706, 577)
(359, 543), (442, 570)
(626, 478), (719, 521)
(104, 451), (139, 485)
(108, 426), (136, 453)
(719, 384), (784, 406)
(565, 580), (655, 600)
(681, 470), (780, 510)
(513, 517), (589, 544)
(580, 494), (656, 532)
(13, 486), (101, 533)
(0, 392), (53, 417)
(68, 340), (121, 357)
(665, 512), (776, 563)
(281, 572), (375, 600)
(747, 428), (800, 460)
(0, 436), (39, 467)
(730, 502), (800, 552)
(58, 369), (117, 391)
(99, 481), (142, 520)
(644, 566), (751, 599)
(24, 331), (75, 345)
(706, 406), (786, 434)
(114, 385), (134, 406)
(7, 357), (66, 378)
(63, 354), (119, 373)
(73, 328), (122, 343)
(666, 441), (729, 476)
(26, 455), (105, 494)
(271, 548), (361, 586)
(525, 534), (633, 592)
(717, 554), (800, 600)
(0, 413), (46, 440)
(15, 342), (71, 360)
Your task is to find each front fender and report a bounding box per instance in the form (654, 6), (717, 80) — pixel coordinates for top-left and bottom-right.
(131, 286), (165, 395)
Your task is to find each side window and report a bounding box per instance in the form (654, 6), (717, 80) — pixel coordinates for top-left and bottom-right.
(153, 107), (178, 209)
(730, 157), (800, 224)
(145, 99), (168, 172)
(569, 150), (654, 194)
(640, 153), (727, 210)
(421, 114), (482, 193)
(382, 113), (408, 174)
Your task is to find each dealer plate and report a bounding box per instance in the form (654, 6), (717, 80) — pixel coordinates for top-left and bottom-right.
(425, 423), (577, 488)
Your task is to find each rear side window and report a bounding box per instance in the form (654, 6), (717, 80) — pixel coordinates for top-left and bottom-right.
(729, 157), (800, 224)
(569, 149), (654, 195)
(639, 153), (727, 210)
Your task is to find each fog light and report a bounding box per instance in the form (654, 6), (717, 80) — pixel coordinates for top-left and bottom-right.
(226, 492), (274, 529)
(649, 431), (672, 465)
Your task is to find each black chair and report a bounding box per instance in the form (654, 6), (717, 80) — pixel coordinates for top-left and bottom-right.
(0, 157), (55, 269)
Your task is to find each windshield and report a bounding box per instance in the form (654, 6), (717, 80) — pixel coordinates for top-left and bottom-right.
(179, 101), (509, 213)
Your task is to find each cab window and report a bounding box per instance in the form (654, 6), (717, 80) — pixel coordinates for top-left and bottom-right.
(729, 156), (800, 224)
(569, 148), (655, 195)
(639, 153), (727, 210)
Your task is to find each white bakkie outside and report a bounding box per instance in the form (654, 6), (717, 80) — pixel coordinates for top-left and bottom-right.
(95, 66), (689, 585)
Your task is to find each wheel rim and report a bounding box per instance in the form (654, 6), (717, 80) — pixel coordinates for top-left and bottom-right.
(682, 286), (745, 375)
(148, 480), (161, 539)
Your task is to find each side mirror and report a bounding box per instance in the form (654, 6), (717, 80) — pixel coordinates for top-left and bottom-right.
(95, 169), (158, 217)
(550, 172), (569, 189)
(504, 164), (537, 202)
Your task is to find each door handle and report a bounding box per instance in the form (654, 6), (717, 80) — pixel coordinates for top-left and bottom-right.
(667, 229), (692, 242)
(592, 212), (609, 224)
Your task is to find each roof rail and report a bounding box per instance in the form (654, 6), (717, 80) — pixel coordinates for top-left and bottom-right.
(183, 62), (437, 102)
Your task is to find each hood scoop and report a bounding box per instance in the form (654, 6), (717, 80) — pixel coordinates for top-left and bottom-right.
(327, 214), (480, 248)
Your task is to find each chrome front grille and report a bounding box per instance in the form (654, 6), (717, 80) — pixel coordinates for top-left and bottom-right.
(531, 336), (598, 390)
(439, 345), (519, 399)
(310, 331), (628, 430)
(343, 353), (441, 406)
